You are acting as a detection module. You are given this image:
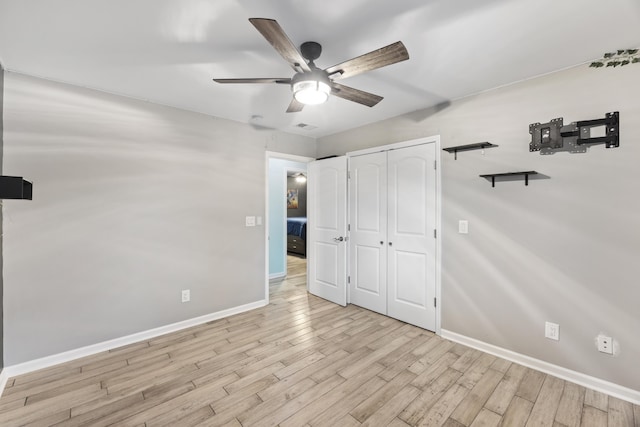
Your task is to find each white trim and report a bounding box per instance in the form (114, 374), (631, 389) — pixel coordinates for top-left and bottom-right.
(281, 166), (288, 276)
(0, 370), (11, 397)
(347, 136), (438, 157)
(0, 299), (266, 397)
(269, 272), (286, 280)
(265, 152), (270, 303)
(433, 135), (442, 335)
(346, 155), (352, 305)
(440, 329), (640, 405)
(265, 151), (314, 163)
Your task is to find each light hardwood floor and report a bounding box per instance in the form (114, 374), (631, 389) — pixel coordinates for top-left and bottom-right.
(0, 255), (638, 426)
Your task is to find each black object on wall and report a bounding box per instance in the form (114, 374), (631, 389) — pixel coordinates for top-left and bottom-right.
(480, 171), (539, 187)
(443, 142), (497, 160)
(0, 176), (33, 200)
(530, 111), (619, 154)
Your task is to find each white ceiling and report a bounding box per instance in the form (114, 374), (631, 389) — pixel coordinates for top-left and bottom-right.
(1, 0), (639, 138)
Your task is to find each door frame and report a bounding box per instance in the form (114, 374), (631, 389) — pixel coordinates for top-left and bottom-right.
(346, 135), (442, 334)
(265, 151), (314, 304)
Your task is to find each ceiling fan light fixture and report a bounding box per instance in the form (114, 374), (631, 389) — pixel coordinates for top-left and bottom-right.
(292, 79), (331, 105)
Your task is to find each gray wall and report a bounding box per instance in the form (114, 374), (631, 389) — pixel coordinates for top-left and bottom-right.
(286, 176), (307, 218)
(318, 64), (640, 391)
(2, 72), (315, 365)
(0, 64), (4, 371)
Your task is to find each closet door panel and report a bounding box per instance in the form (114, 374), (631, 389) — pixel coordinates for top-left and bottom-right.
(355, 246), (382, 294)
(348, 152), (387, 315)
(394, 251), (426, 305)
(387, 144), (437, 330)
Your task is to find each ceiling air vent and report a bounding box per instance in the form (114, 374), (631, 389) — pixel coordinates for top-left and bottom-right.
(295, 123), (318, 130)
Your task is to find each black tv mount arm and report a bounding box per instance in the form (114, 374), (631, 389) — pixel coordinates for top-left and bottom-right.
(530, 111), (619, 154)
(560, 111), (619, 148)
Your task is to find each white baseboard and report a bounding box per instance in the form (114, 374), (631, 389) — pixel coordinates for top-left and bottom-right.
(0, 369), (10, 397)
(0, 299), (267, 397)
(440, 329), (640, 405)
(269, 272), (286, 280)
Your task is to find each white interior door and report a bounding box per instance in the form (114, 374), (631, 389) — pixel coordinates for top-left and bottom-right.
(348, 152), (387, 314)
(307, 156), (347, 306)
(387, 144), (437, 330)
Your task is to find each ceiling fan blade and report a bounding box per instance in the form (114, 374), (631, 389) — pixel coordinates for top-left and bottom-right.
(286, 98), (305, 113)
(213, 78), (291, 84)
(331, 83), (383, 107)
(325, 41), (409, 80)
(249, 18), (311, 73)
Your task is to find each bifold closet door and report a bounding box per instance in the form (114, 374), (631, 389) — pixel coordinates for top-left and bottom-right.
(348, 151), (387, 314)
(387, 143), (437, 331)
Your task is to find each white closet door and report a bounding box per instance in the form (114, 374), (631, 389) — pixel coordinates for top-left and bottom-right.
(387, 144), (437, 330)
(308, 157), (348, 306)
(348, 152), (387, 314)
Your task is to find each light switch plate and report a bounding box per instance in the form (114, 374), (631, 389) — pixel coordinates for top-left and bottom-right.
(245, 216), (256, 227)
(256, 216), (262, 226)
(181, 289), (190, 303)
(545, 321), (559, 341)
(458, 220), (469, 234)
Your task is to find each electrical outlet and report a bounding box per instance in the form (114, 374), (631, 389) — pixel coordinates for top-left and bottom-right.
(458, 220), (469, 234)
(181, 289), (190, 303)
(597, 335), (613, 354)
(545, 321), (559, 341)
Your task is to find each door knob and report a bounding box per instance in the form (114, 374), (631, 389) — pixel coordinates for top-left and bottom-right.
(380, 241), (384, 245)
(388, 242), (393, 246)
(333, 236), (344, 242)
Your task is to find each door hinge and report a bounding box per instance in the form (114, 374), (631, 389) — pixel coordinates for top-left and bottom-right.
(434, 297), (437, 308)
(348, 171), (351, 179)
(433, 229), (437, 238)
(434, 160), (437, 170)
(348, 224), (351, 231)
(348, 276), (351, 284)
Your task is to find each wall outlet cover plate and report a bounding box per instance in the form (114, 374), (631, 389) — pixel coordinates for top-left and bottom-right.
(597, 335), (613, 354)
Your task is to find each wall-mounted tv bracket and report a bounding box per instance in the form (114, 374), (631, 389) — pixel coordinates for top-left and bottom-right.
(529, 117), (564, 151)
(562, 111), (619, 147)
(529, 112), (619, 155)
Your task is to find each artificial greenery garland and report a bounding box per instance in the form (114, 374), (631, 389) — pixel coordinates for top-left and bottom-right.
(590, 49), (639, 68)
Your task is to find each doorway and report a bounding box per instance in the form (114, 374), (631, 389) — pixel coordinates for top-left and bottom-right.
(265, 152), (314, 303)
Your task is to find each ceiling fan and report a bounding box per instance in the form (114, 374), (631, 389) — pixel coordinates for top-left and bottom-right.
(213, 18), (409, 113)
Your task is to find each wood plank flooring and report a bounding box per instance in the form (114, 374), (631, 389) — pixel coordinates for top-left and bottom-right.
(0, 255), (638, 426)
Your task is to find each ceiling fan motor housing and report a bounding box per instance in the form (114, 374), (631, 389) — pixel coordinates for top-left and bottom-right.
(300, 41), (322, 62)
